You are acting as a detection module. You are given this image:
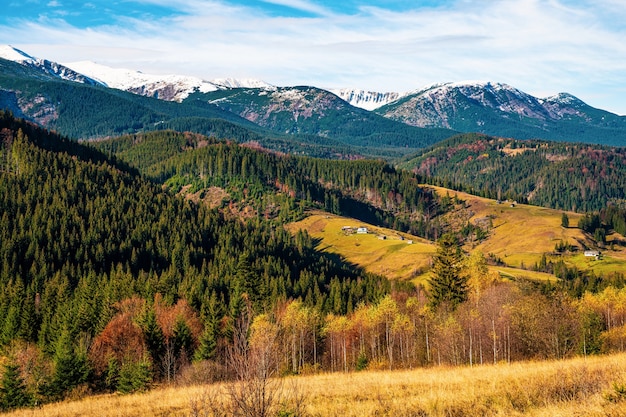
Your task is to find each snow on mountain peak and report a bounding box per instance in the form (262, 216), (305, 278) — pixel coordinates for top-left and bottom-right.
(64, 61), (221, 100)
(63, 61), (275, 101)
(330, 88), (403, 110)
(541, 92), (582, 106)
(0, 45), (36, 63)
(211, 78), (275, 90)
(0, 45), (103, 86)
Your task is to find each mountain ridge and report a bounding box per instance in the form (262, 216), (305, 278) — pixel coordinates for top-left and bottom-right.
(2, 45), (626, 148)
(376, 81), (626, 145)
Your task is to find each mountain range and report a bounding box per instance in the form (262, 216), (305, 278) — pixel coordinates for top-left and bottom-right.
(375, 82), (626, 145)
(1, 44), (626, 151)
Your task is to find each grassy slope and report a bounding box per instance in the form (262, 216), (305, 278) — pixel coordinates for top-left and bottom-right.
(288, 187), (626, 284)
(429, 186), (585, 267)
(429, 186), (626, 276)
(286, 211), (436, 281)
(8, 353), (626, 417)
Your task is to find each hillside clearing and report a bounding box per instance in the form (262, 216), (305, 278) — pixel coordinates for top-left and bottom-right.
(287, 211), (436, 281)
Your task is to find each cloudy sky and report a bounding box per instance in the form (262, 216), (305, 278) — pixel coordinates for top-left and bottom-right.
(2, 0), (625, 114)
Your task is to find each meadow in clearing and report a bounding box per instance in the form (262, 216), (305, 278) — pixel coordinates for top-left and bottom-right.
(5, 353), (626, 417)
(289, 187), (626, 285)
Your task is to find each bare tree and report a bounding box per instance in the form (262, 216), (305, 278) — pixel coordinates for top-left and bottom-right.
(227, 309), (282, 417)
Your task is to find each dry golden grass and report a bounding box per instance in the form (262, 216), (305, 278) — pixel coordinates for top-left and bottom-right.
(287, 192), (626, 285)
(8, 353), (626, 417)
(286, 211), (436, 280)
(428, 186), (587, 267)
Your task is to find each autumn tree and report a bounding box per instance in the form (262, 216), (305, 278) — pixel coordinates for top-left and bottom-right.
(227, 309), (282, 417)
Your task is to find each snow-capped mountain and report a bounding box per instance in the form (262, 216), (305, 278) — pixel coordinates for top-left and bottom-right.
(0, 45), (274, 102)
(63, 61), (275, 102)
(378, 81), (556, 128)
(329, 88), (404, 111)
(0, 45), (103, 86)
(1, 45), (625, 146)
(374, 81), (626, 144)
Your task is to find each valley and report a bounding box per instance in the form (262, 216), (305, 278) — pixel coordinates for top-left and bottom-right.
(2, 46), (626, 417)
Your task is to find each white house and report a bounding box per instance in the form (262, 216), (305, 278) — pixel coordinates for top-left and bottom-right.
(356, 227), (368, 234)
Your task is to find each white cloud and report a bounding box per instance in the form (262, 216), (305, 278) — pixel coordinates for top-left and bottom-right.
(260, 0), (334, 16)
(2, 0), (626, 114)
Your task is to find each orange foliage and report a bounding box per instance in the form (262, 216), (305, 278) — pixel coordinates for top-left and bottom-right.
(89, 312), (146, 373)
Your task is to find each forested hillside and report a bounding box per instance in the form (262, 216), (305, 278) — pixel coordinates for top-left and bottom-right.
(0, 111), (389, 405)
(401, 133), (626, 212)
(4, 112), (626, 414)
(93, 130), (446, 238)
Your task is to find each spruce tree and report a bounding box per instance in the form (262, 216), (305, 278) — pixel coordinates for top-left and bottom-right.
(0, 361), (31, 411)
(428, 233), (468, 310)
(195, 318), (218, 361)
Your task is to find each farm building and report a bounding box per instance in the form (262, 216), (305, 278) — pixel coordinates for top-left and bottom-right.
(356, 227), (368, 234)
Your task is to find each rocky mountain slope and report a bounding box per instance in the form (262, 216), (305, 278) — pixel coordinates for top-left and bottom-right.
(329, 88), (403, 110)
(376, 82), (626, 145)
(3, 45), (626, 149)
(186, 86), (454, 149)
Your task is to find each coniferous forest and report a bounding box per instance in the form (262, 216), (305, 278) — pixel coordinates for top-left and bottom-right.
(2, 110), (626, 412)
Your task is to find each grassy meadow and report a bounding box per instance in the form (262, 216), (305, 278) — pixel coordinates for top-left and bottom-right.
(6, 353), (626, 417)
(286, 211), (436, 281)
(288, 187), (626, 286)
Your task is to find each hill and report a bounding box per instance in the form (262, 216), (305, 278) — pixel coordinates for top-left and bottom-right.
(400, 133), (626, 212)
(376, 82), (626, 146)
(91, 130), (447, 238)
(4, 111), (626, 412)
(287, 188), (626, 293)
(0, 111), (390, 404)
(286, 211), (436, 281)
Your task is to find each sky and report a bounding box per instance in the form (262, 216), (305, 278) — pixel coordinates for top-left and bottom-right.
(2, 0), (625, 114)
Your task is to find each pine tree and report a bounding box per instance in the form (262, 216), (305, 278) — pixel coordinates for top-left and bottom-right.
(172, 316), (194, 360)
(195, 318), (218, 361)
(48, 330), (90, 399)
(117, 359), (152, 394)
(428, 233), (468, 310)
(140, 308), (165, 376)
(0, 361), (31, 411)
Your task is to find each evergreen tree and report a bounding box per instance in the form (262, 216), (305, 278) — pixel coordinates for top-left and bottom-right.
(561, 213), (569, 228)
(428, 233), (468, 310)
(117, 358), (152, 394)
(0, 361), (31, 411)
(47, 330), (90, 399)
(172, 316), (194, 360)
(195, 319), (218, 361)
(140, 308), (165, 375)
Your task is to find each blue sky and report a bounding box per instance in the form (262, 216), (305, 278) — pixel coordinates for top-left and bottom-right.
(2, 0), (626, 114)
